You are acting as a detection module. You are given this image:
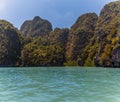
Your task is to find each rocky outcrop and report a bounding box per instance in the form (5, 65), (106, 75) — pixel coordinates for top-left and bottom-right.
(80, 1), (120, 67)
(0, 20), (21, 66)
(21, 28), (69, 67)
(49, 28), (69, 47)
(20, 16), (52, 37)
(65, 13), (98, 65)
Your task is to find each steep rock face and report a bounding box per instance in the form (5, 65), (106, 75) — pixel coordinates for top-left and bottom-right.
(0, 20), (21, 66)
(49, 28), (69, 47)
(20, 16), (52, 37)
(81, 1), (120, 67)
(66, 13), (98, 64)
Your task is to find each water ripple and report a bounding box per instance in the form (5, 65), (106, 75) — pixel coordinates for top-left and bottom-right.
(0, 67), (120, 102)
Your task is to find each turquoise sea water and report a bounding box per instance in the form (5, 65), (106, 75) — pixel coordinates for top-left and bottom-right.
(0, 67), (120, 102)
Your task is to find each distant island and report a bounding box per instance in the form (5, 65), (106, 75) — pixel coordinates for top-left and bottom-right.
(0, 1), (120, 67)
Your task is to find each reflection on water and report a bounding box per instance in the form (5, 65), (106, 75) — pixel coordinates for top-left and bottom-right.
(0, 67), (120, 102)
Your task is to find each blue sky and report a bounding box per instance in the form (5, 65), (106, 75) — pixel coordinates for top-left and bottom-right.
(0, 0), (117, 29)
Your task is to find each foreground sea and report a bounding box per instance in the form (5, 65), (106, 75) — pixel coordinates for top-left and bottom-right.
(0, 67), (120, 102)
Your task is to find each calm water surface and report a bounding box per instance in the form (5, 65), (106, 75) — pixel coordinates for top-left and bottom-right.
(0, 67), (120, 102)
